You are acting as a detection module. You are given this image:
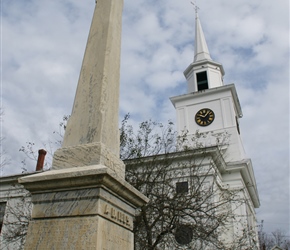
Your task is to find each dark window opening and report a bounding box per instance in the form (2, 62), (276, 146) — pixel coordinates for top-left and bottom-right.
(176, 181), (188, 194)
(236, 116), (240, 134)
(0, 202), (6, 234)
(196, 71), (208, 91)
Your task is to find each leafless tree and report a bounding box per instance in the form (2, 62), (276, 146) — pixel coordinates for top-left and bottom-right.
(120, 115), (258, 250)
(19, 115), (69, 172)
(258, 221), (290, 250)
(0, 181), (32, 250)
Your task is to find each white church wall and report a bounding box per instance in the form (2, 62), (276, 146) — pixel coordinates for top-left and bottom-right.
(125, 147), (258, 249)
(0, 174), (32, 250)
(221, 170), (259, 248)
(208, 68), (223, 89)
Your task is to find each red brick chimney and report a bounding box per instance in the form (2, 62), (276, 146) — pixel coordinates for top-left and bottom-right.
(36, 149), (47, 171)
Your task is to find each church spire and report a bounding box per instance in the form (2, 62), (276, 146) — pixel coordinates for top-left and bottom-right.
(194, 13), (212, 62)
(183, 7), (225, 93)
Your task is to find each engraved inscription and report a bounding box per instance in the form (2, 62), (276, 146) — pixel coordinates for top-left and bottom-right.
(104, 204), (131, 227)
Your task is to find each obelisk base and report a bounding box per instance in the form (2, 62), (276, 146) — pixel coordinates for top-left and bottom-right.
(52, 142), (125, 179)
(19, 165), (148, 250)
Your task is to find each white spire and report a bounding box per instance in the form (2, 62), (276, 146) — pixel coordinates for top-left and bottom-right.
(194, 13), (212, 62)
(184, 6), (225, 93)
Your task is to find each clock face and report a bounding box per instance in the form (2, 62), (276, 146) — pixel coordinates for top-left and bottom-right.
(195, 108), (215, 126)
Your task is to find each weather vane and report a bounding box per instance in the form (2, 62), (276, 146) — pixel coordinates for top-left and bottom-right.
(191, 1), (200, 14)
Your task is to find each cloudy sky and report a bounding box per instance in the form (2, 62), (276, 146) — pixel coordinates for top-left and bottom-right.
(1, 0), (289, 236)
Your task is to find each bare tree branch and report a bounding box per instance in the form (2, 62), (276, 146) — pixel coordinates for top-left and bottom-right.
(121, 115), (259, 249)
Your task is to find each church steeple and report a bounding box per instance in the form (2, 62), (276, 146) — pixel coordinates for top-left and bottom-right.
(170, 10), (260, 243)
(184, 11), (225, 93)
(194, 13), (212, 62)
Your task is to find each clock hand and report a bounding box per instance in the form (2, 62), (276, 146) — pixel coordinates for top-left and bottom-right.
(204, 111), (210, 117)
(199, 111), (209, 118)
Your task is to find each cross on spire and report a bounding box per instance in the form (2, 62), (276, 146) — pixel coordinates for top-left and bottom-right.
(191, 1), (200, 15)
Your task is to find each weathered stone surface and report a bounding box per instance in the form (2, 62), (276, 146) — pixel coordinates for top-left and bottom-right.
(24, 216), (134, 250)
(52, 142), (125, 178)
(29, 188), (135, 230)
(19, 165), (148, 209)
(52, 0), (125, 179)
(24, 217), (100, 249)
(98, 217), (133, 250)
(19, 165), (148, 250)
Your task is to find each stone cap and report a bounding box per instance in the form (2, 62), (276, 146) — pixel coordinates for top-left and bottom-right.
(19, 165), (148, 208)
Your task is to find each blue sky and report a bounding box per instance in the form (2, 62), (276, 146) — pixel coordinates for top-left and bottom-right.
(1, 0), (289, 236)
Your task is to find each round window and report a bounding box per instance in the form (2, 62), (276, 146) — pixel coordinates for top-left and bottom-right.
(175, 225), (193, 245)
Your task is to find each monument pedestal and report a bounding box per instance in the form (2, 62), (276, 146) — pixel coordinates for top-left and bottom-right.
(19, 165), (148, 249)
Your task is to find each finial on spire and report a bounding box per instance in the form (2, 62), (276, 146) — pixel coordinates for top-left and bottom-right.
(191, 2), (212, 62)
(191, 1), (200, 16)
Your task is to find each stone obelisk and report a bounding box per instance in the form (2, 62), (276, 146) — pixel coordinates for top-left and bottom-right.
(52, 0), (125, 178)
(19, 1), (148, 249)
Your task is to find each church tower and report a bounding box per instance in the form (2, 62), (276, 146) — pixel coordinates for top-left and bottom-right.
(170, 12), (246, 162)
(170, 9), (260, 246)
